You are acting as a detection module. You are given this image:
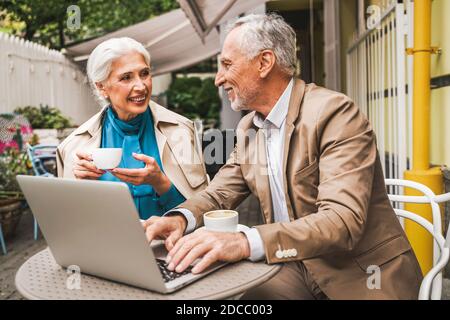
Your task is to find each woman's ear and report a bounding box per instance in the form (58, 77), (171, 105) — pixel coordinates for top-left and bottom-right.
(95, 82), (108, 99)
(258, 50), (276, 79)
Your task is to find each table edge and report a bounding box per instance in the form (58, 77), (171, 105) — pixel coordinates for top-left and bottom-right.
(15, 248), (282, 300)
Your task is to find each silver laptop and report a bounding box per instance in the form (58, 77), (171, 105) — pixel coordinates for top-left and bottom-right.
(16, 175), (226, 293)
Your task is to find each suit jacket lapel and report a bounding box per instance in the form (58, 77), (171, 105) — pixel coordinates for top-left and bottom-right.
(150, 103), (184, 198)
(282, 79), (306, 173)
(62, 108), (105, 178)
(154, 126), (167, 165)
(150, 102), (206, 198)
(282, 79), (306, 220)
(254, 127), (273, 224)
(77, 107), (105, 151)
(149, 102), (178, 169)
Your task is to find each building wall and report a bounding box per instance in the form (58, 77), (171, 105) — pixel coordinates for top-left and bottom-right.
(362, 0), (450, 167)
(339, 0), (358, 94)
(344, 0), (450, 167)
(152, 73), (172, 96)
(430, 0), (450, 166)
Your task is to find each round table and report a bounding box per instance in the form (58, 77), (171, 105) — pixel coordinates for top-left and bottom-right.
(15, 247), (281, 300)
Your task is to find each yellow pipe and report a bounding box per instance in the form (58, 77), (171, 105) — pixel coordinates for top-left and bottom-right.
(412, 0), (431, 171)
(404, 169), (442, 275)
(404, 0), (443, 275)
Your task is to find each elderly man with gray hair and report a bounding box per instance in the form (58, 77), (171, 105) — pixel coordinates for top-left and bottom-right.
(143, 13), (422, 300)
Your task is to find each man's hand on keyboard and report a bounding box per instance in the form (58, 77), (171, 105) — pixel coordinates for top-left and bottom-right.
(165, 228), (250, 274)
(142, 215), (187, 251)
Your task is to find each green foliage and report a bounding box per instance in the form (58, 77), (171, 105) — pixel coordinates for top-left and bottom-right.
(166, 77), (221, 128)
(177, 57), (217, 74)
(14, 104), (74, 129)
(0, 0), (179, 49)
(0, 148), (32, 197)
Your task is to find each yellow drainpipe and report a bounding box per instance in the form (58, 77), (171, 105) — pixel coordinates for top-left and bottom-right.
(404, 0), (443, 275)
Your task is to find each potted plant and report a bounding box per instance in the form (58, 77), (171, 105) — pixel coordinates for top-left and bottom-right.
(0, 114), (33, 239)
(0, 147), (32, 239)
(14, 104), (76, 144)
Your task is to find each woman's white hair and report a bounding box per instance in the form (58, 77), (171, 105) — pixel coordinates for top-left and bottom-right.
(226, 13), (296, 76)
(86, 37), (151, 106)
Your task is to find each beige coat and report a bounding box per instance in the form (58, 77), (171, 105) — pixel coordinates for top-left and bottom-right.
(177, 79), (423, 299)
(56, 101), (209, 200)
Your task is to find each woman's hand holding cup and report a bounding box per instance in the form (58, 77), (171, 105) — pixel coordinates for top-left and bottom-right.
(73, 150), (106, 180)
(110, 153), (171, 195)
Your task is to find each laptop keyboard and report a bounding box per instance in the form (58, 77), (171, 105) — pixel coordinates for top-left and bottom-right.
(156, 258), (192, 283)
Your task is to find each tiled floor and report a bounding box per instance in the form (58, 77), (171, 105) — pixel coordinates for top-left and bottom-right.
(0, 210), (46, 299)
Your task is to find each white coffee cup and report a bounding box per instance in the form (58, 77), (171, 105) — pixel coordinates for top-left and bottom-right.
(203, 210), (239, 232)
(92, 148), (122, 170)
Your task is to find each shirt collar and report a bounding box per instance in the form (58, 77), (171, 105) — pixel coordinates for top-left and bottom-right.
(253, 78), (294, 129)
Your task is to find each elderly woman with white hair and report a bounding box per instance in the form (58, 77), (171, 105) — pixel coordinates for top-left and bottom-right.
(56, 37), (208, 220)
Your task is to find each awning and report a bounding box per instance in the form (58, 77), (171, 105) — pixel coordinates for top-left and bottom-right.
(179, 0), (237, 42)
(66, 0), (267, 76)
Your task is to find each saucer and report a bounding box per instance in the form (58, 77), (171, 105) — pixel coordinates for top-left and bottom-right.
(199, 224), (250, 232)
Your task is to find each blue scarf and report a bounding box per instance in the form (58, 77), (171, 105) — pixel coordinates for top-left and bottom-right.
(100, 106), (163, 197)
(99, 106), (186, 219)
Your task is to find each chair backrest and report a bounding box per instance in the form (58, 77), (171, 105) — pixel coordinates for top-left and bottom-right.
(385, 178), (447, 300)
(393, 209), (449, 300)
(26, 144), (58, 177)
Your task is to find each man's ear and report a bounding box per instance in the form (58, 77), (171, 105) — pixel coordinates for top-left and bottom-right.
(258, 50), (276, 78)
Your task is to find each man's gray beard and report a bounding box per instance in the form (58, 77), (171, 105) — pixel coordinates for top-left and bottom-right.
(230, 96), (250, 112)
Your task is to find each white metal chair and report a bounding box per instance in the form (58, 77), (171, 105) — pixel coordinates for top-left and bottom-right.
(385, 179), (450, 300)
(394, 209), (449, 300)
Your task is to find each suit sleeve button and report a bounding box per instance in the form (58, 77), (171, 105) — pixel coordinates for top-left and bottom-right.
(276, 250), (283, 259)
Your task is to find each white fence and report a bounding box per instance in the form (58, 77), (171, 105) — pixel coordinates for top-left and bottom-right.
(0, 33), (98, 126)
(346, 1), (414, 181)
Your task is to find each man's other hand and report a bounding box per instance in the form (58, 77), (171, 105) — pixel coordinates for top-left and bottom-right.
(166, 229), (251, 274)
(142, 215), (187, 251)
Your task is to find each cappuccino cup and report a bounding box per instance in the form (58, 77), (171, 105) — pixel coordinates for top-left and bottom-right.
(92, 148), (122, 170)
(203, 210), (239, 232)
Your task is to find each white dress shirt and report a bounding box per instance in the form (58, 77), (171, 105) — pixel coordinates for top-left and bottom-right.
(244, 78), (293, 260)
(165, 78), (294, 262)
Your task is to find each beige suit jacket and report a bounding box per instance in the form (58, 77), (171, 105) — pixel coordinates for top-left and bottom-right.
(56, 101), (209, 200)
(177, 79), (423, 299)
